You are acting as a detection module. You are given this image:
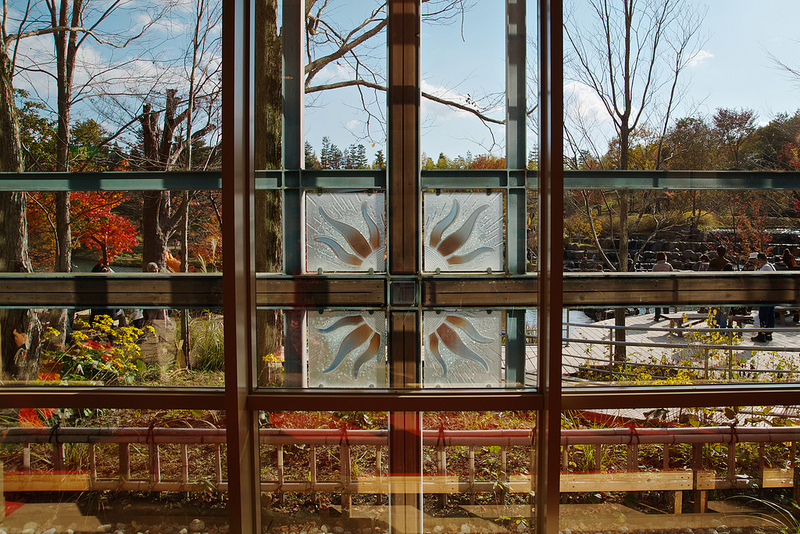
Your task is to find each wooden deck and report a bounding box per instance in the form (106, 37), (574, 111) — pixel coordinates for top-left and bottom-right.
(525, 310), (800, 385)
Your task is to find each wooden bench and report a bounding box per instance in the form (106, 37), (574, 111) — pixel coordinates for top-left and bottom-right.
(775, 306), (800, 324)
(557, 470), (715, 514)
(3, 471), (90, 492)
(664, 313), (708, 336)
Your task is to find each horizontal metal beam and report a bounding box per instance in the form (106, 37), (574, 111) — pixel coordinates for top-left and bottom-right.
(256, 275), (386, 307)
(0, 387), (225, 410)
(559, 169), (800, 190)
(0, 273), (223, 308)
(421, 272), (800, 308)
(0, 272), (797, 308)
(0, 171), (222, 191)
(5, 169), (800, 192)
(562, 383), (800, 410)
(246, 390), (544, 412)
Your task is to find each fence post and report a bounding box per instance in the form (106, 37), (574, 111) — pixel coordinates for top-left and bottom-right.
(437, 434), (447, 508)
(594, 444), (601, 472)
(277, 445), (285, 505)
(728, 330), (734, 380)
(119, 443), (130, 485)
(310, 445), (318, 502)
(500, 446), (508, 504)
(468, 446), (476, 505)
(181, 444), (189, 487)
(692, 444), (706, 513)
(340, 432), (351, 517)
(609, 326), (614, 380)
(149, 443), (161, 487)
(22, 443), (30, 471)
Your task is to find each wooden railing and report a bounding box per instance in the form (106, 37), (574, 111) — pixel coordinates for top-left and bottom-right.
(2, 425), (798, 513)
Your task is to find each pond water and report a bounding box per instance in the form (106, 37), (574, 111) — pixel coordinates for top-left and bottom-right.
(72, 258), (139, 273)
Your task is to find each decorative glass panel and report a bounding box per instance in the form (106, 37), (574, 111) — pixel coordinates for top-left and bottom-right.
(423, 310), (503, 387)
(423, 192), (504, 273)
(306, 192), (386, 273)
(308, 311), (387, 388)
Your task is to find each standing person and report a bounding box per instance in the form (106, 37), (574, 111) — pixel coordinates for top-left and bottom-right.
(708, 246), (730, 271)
(89, 263), (127, 327)
(709, 247), (733, 328)
(652, 252), (674, 321)
(696, 254), (710, 271)
(782, 249), (797, 270)
(752, 252), (776, 343)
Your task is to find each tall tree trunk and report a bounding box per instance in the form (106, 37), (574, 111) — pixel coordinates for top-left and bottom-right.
(614, 121), (631, 363)
(142, 191), (171, 270)
(140, 95), (185, 271)
(254, 0), (284, 384)
(0, 53), (40, 379)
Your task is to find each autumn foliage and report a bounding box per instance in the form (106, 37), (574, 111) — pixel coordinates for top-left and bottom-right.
(27, 191), (139, 270)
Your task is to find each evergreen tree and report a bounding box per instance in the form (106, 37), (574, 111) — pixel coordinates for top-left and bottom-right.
(320, 136), (344, 169)
(305, 141), (320, 169)
(373, 149), (386, 168)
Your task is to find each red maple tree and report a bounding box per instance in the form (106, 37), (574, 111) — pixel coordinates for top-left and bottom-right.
(27, 191), (139, 270)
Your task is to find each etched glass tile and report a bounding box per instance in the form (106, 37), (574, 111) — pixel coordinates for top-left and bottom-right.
(306, 192), (386, 273)
(423, 310), (503, 387)
(423, 192), (504, 273)
(309, 311), (387, 388)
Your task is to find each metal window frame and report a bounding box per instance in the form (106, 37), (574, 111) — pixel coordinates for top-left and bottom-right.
(0, 1), (798, 533)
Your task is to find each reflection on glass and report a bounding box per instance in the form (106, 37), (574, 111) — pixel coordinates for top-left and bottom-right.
(259, 412), (537, 532)
(14, 308), (224, 388)
(308, 311), (387, 388)
(305, 192), (386, 273)
(423, 311), (503, 387)
(423, 192), (504, 273)
(422, 412), (536, 525)
(261, 411), (389, 532)
(0, 410), (228, 531)
(561, 407), (800, 529)
(564, 303), (800, 387)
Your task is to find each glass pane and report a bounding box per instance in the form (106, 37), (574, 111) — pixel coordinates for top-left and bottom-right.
(423, 411), (536, 527)
(260, 411), (537, 532)
(306, 191), (386, 273)
(303, 1), (387, 169)
(308, 310), (387, 388)
(564, 301), (800, 387)
(4, 307), (224, 387)
(561, 406), (800, 529)
(0, 409), (227, 532)
(563, 186), (800, 387)
(261, 411), (389, 532)
(423, 310), (503, 387)
(420, 4), (505, 161)
(423, 192), (504, 273)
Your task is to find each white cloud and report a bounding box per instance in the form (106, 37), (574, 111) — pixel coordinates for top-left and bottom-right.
(564, 81), (611, 125)
(687, 50), (713, 68)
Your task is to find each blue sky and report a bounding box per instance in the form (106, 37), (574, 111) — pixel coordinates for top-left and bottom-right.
(11, 1), (800, 165)
(305, 1), (800, 163)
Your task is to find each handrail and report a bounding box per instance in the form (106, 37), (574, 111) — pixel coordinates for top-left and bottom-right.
(2, 425), (798, 501)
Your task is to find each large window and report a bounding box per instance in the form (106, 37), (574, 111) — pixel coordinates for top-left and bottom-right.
(2, 1), (800, 533)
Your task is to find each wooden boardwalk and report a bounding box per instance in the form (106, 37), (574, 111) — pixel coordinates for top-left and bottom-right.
(525, 310), (800, 386)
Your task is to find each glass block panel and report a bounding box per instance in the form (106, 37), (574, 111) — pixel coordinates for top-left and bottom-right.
(423, 310), (503, 387)
(308, 311), (387, 388)
(423, 192), (504, 273)
(306, 192), (386, 273)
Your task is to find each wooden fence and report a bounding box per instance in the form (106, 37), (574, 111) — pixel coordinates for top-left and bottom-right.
(1, 425), (798, 514)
